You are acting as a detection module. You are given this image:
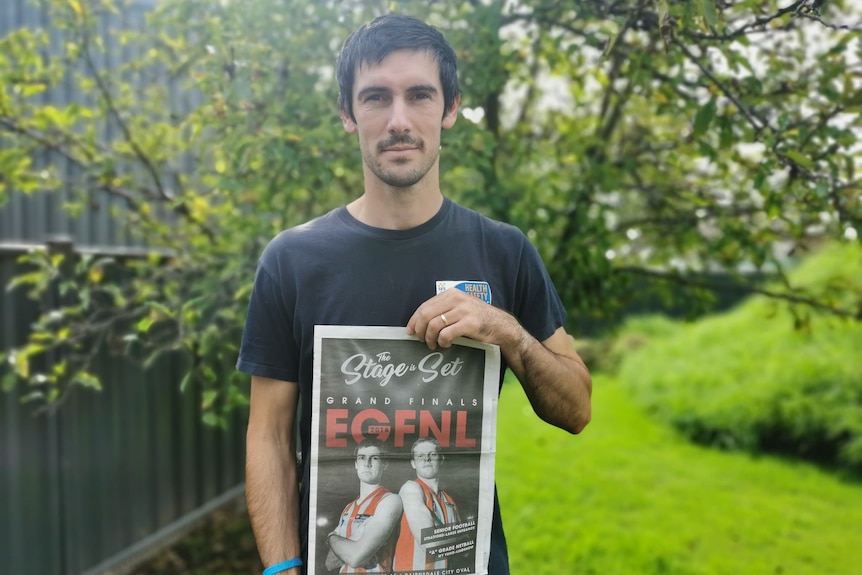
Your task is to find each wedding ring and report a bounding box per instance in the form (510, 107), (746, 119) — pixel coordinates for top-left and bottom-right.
(440, 314), (449, 327)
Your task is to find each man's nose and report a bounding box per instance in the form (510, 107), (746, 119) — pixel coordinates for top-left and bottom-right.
(387, 97), (410, 133)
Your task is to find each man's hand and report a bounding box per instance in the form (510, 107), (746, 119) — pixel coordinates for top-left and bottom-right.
(406, 288), (520, 350)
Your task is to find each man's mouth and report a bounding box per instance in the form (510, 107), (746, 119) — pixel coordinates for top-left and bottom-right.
(379, 137), (422, 153)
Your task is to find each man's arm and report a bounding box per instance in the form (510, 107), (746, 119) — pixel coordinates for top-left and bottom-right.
(325, 542), (344, 571)
(326, 493), (402, 569)
(506, 325), (591, 433)
(398, 481), (437, 548)
(246, 375), (302, 572)
(406, 289), (591, 434)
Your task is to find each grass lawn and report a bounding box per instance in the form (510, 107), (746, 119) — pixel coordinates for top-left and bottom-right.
(497, 375), (862, 575)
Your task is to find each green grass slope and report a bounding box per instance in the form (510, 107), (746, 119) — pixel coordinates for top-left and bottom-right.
(616, 242), (862, 472)
(497, 377), (862, 575)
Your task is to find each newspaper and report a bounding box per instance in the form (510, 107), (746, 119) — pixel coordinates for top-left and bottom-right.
(308, 326), (500, 575)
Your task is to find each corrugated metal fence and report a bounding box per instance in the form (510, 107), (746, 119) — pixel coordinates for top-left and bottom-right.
(1, 1), (249, 574)
(0, 245), (247, 575)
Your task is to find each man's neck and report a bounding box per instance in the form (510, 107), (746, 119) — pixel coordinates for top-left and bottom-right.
(348, 192), (443, 230)
(347, 170), (444, 230)
(417, 477), (440, 492)
(359, 483), (381, 499)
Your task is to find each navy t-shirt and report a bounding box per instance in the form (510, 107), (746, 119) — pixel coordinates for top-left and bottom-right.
(237, 198), (566, 574)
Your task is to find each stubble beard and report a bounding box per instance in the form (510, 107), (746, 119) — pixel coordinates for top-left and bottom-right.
(365, 139), (439, 189)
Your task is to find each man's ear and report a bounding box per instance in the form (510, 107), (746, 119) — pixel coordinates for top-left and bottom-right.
(442, 93), (461, 130)
(341, 108), (357, 134)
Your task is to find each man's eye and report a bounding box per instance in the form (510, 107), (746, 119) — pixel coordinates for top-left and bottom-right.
(413, 92), (430, 100)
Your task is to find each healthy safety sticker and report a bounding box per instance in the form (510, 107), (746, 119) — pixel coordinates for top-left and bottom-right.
(436, 281), (493, 305)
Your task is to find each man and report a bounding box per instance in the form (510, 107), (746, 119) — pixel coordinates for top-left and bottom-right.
(325, 439), (402, 573)
(238, 13), (591, 575)
(394, 438), (459, 571)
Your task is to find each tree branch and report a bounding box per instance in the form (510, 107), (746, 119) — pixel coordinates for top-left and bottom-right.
(672, 37), (768, 134)
(78, 25), (169, 205)
(615, 265), (860, 319)
(796, 10), (862, 31)
(681, 0), (808, 40)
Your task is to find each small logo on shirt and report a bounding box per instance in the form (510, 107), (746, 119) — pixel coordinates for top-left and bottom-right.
(436, 281), (492, 304)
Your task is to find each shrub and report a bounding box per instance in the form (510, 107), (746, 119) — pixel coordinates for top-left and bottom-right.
(618, 243), (862, 474)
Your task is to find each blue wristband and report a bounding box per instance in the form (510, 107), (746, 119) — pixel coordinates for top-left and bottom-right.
(263, 557), (303, 575)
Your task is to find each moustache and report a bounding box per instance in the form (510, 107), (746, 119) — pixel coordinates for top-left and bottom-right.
(378, 135), (423, 152)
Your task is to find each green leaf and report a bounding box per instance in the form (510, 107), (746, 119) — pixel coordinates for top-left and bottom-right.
(179, 372), (191, 393)
(6, 271), (48, 292)
(38, 105), (75, 128)
(202, 389), (218, 409)
(658, 0), (669, 24)
(233, 282), (253, 301)
(74, 372), (102, 391)
(784, 150), (814, 171)
(202, 412), (223, 427)
(718, 116), (734, 149)
(22, 391), (45, 403)
(699, 0), (717, 28)
(147, 301), (174, 319)
(765, 192), (782, 218)
(693, 98), (717, 137)
(2, 372), (17, 392)
(136, 316), (154, 333)
(603, 18), (626, 58)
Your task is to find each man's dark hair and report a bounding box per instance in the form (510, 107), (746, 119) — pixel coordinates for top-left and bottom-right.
(336, 14), (460, 122)
(355, 437), (388, 458)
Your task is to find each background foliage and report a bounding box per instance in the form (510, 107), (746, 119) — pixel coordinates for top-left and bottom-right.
(1, 0), (860, 416)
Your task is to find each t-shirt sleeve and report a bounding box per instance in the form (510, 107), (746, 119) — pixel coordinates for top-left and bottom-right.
(235, 253), (300, 383)
(513, 236), (567, 342)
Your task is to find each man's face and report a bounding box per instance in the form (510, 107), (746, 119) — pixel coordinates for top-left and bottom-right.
(411, 441), (442, 481)
(355, 446), (386, 485)
(341, 49), (459, 189)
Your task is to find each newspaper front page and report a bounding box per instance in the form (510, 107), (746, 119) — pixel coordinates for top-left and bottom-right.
(308, 326), (500, 575)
